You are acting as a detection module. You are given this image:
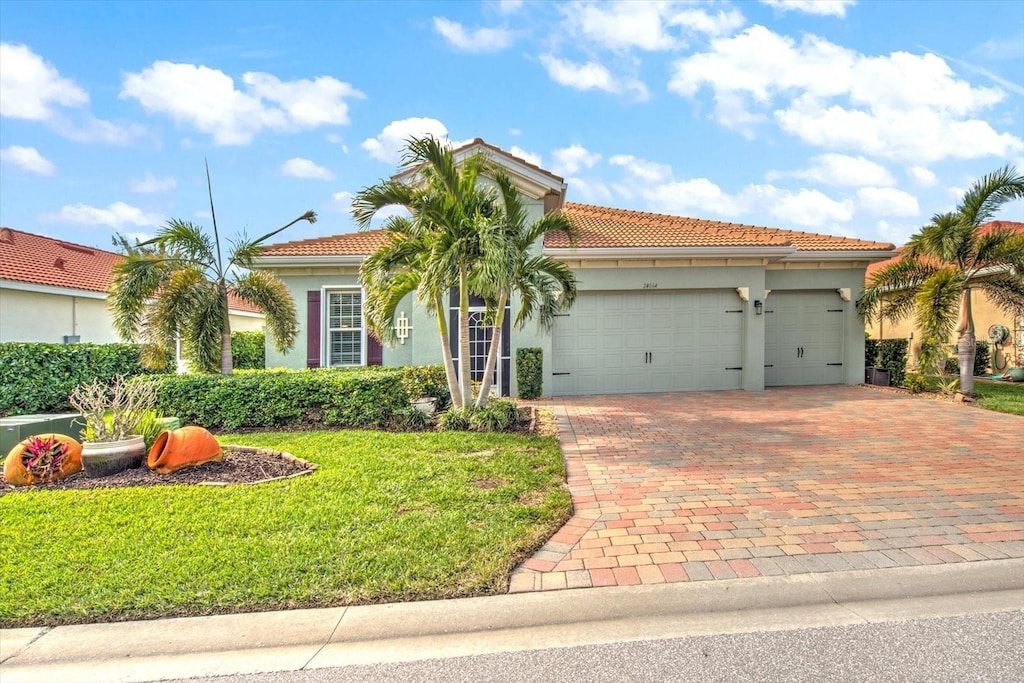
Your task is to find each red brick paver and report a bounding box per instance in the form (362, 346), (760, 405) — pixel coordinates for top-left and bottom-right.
(510, 386), (1024, 592)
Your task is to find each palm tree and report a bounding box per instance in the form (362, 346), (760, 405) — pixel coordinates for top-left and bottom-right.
(858, 165), (1024, 393)
(352, 136), (499, 408)
(110, 164), (317, 373)
(472, 172), (579, 406)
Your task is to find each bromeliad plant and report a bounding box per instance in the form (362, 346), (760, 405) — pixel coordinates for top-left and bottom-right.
(21, 436), (70, 480)
(69, 375), (159, 443)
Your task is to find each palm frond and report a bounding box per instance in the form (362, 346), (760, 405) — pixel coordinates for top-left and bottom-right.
(913, 269), (966, 343)
(956, 164), (1024, 229)
(230, 270), (299, 352)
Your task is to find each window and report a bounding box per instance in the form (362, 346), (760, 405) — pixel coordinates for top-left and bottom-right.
(326, 290), (363, 366)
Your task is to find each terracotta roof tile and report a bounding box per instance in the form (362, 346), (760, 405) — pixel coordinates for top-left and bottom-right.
(547, 203), (895, 251)
(865, 221), (1024, 277)
(259, 229), (390, 257)
(1, 227), (264, 314)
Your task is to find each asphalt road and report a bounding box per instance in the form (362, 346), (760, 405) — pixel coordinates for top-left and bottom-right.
(178, 609), (1024, 683)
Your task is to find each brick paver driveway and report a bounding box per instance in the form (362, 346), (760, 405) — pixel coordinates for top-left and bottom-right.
(511, 386), (1024, 592)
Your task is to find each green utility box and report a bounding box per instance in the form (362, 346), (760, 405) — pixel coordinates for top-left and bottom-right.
(0, 413), (83, 456)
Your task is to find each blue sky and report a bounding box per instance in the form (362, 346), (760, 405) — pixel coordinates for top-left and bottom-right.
(1, 0), (1022, 251)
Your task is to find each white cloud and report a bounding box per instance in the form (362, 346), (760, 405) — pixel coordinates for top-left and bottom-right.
(539, 54), (649, 100)
(566, 176), (614, 203)
(907, 166), (938, 188)
(767, 187), (854, 226)
(551, 145), (601, 176)
(120, 62), (364, 145)
(876, 219), (917, 245)
(508, 127), (522, 136)
(561, 1), (745, 52)
(509, 145), (542, 167)
(331, 191), (353, 213)
(643, 177), (746, 217)
(768, 153), (894, 186)
(46, 202), (165, 228)
(0, 43), (88, 120)
(129, 173), (176, 193)
(498, 0), (524, 14)
(855, 186), (920, 217)
(609, 154), (672, 183)
(760, 0), (857, 18)
(668, 25), (1021, 162)
(361, 117), (455, 164)
(0, 145), (56, 175)
(281, 157), (335, 180)
(433, 17), (516, 53)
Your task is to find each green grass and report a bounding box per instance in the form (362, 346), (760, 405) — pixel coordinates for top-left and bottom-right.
(0, 430), (570, 627)
(974, 381), (1024, 416)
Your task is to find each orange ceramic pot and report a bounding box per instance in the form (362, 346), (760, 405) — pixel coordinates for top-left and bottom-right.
(147, 426), (223, 475)
(4, 433), (83, 486)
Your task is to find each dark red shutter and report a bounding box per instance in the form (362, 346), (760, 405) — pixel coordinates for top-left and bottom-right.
(306, 290), (321, 368)
(367, 333), (383, 366)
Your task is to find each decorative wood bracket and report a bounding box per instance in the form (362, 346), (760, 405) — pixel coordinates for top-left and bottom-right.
(837, 288), (851, 302)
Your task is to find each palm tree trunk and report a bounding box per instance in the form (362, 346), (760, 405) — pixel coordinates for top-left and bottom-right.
(434, 296), (462, 408)
(458, 266), (472, 409)
(955, 287), (975, 394)
(475, 292), (506, 408)
(219, 282), (234, 374)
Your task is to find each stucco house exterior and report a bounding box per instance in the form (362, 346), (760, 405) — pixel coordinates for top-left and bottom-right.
(865, 220), (1024, 374)
(0, 228), (266, 344)
(254, 140), (896, 397)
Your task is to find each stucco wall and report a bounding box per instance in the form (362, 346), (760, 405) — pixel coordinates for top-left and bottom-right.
(228, 313), (266, 333)
(0, 287), (121, 343)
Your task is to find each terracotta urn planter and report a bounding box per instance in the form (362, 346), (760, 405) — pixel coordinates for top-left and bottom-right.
(147, 426), (223, 475)
(3, 433), (83, 486)
(81, 435), (146, 478)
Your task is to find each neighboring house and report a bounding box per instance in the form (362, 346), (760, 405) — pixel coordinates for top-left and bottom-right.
(865, 221), (1024, 374)
(254, 139), (896, 397)
(0, 228), (266, 344)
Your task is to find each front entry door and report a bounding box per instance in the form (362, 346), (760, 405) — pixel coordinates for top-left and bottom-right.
(450, 292), (511, 397)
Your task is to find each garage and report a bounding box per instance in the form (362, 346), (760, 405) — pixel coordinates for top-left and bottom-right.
(764, 290), (846, 386)
(551, 290), (744, 396)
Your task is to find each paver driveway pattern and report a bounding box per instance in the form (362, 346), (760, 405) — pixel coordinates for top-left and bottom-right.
(510, 386), (1024, 592)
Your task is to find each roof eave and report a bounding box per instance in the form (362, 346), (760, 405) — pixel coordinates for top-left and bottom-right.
(781, 249), (898, 263)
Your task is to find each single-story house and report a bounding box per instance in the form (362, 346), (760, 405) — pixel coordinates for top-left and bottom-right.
(254, 139), (896, 397)
(865, 220), (1024, 374)
(0, 227), (266, 345)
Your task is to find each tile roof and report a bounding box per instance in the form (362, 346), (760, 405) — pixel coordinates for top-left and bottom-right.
(550, 203), (895, 251)
(0, 227), (263, 314)
(865, 221), (1024, 277)
(258, 229), (390, 256)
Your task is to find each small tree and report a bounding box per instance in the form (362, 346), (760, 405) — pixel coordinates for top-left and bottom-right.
(109, 164), (316, 373)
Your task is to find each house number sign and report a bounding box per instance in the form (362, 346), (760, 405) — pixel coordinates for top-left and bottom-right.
(642, 282), (658, 289)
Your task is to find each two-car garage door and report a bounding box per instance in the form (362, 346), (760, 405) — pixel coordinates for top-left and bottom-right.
(551, 290), (744, 396)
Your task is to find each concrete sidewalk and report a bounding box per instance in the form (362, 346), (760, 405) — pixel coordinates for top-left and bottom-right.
(2, 559), (1022, 683)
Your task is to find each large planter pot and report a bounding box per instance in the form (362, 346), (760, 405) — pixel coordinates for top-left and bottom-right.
(3, 433), (83, 486)
(1009, 367), (1024, 382)
(147, 426), (223, 475)
(81, 435), (146, 478)
(410, 397), (438, 416)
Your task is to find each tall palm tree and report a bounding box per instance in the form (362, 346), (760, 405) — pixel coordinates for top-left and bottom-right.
(352, 136), (499, 408)
(472, 172), (579, 406)
(110, 164), (316, 373)
(858, 165), (1024, 393)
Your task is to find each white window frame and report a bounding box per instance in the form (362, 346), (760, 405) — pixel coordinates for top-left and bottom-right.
(322, 285), (366, 368)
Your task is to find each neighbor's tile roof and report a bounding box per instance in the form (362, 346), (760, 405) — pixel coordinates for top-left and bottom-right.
(0, 227), (263, 314)
(258, 229), (390, 256)
(865, 221), (1024, 278)
(550, 203), (895, 251)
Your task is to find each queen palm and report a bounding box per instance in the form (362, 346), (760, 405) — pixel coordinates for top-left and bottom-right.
(110, 165), (316, 374)
(472, 173), (578, 406)
(858, 165), (1024, 393)
(352, 136), (499, 408)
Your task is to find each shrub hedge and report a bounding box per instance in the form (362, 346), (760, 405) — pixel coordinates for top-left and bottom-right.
(137, 365), (448, 431)
(865, 338), (909, 388)
(515, 347), (543, 400)
(942, 341), (991, 376)
(397, 364), (451, 408)
(0, 342), (165, 416)
(230, 331), (265, 370)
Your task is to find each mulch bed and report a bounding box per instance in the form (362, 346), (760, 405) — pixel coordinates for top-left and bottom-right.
(1, 446), (315, 496)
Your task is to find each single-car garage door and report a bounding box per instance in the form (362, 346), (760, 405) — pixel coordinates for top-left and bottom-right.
(764, 290), (845, 386)
(551, 290), (743, 396)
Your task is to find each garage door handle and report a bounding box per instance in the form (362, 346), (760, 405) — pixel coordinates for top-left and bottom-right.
(764, 364), (773, 368)
(552, 372), (570, 376)
(827, 363), (843, 366)
(726, 367), (742, 370)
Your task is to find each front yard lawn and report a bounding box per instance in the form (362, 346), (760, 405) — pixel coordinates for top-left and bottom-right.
(974, 381), (1024, 416)
(0, 430), (570, 627)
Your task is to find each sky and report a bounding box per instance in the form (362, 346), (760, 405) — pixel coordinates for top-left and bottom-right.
(1, 0), (1023, 252)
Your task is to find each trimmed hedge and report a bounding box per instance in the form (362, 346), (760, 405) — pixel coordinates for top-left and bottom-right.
(865, 339), (909, 388)
(516, 348), (543, 400)
(0, 343), (165, 416)
(230, 331), (265, 370)
(138, 365), (448, 431)
(942, 341), (991, 376)
(398, 364), (451, 408)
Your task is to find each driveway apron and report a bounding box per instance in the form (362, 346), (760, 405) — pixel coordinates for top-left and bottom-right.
(511, 386), (1024, 592)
